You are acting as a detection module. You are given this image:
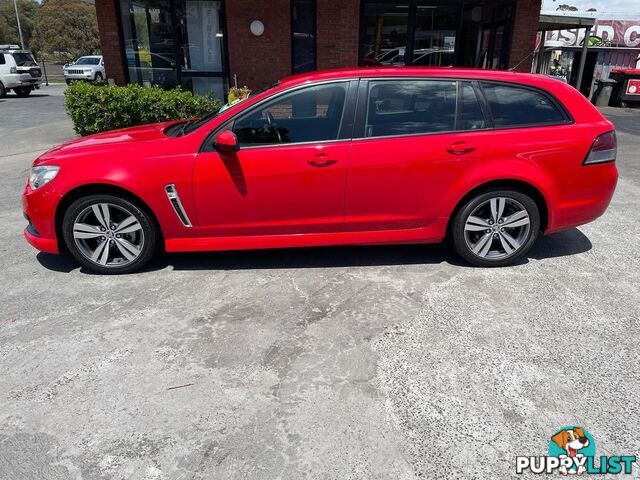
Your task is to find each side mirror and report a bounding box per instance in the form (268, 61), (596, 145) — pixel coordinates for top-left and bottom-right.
(214, 130), (239, 152)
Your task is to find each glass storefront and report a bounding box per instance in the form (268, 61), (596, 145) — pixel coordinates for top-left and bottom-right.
(360, 0), (514, 70)
(118, 0), (227, 98)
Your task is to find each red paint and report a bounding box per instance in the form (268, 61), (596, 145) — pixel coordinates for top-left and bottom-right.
(23, 68), (618, 257)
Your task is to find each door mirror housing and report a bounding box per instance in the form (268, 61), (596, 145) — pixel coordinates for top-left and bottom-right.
(215, 130), (240, 152)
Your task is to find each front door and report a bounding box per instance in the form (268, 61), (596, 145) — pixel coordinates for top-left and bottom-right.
(193, 81), (353, 237)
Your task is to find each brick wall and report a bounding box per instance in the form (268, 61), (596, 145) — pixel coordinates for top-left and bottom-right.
(95, 0), (127, 85)
(316, 0), (360, 70)
(509, 0), (542, 72)
(225, 0), (291, 90)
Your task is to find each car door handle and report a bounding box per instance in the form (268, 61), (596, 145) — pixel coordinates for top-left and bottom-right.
(447, 143), (476, 155)
(308, 159), (338, 167)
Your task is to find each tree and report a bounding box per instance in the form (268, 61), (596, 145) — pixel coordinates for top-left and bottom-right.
(30, 0), (99, 62)
(0, 0), (39, 47)
(587, 7), (597, 11)
(556, 4), (579, 11)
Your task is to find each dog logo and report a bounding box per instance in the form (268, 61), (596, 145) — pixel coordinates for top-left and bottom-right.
(516, 426), (636, 475)
(548, 426), (595, 475)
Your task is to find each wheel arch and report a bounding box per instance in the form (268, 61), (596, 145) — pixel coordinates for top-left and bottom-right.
(55, 183), (164, 253)
(447, 179), (549, 236)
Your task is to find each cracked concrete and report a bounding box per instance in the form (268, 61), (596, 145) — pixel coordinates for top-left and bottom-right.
(0, 87), (639, 479)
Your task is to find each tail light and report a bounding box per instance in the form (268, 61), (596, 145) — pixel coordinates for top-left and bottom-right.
(583, 131), (616, 165)
(10, 66), (17, 74)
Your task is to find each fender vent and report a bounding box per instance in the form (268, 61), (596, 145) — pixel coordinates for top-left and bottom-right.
(165, 184), (192, 227)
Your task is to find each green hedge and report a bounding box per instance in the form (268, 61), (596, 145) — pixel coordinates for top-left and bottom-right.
(64, 82), (222, 136)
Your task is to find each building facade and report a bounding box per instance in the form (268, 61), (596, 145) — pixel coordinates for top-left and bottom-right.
(95, 0), (542, 99)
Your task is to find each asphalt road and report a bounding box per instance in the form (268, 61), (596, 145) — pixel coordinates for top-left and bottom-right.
(1, 85), (639, 479)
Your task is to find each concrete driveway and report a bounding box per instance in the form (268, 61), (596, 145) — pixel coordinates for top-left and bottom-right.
(1, 86), (639, 479)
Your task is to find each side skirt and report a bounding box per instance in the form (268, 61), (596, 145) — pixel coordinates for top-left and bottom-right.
(164, 219), (449, 253)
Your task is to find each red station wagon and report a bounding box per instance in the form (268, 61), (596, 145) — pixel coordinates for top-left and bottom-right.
(23, 68), (618, 274)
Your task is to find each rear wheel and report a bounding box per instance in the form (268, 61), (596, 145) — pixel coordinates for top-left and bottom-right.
(451, 189), (540, 267)
(62, 194), (157, 274)
(14, 87), (31, 97)
(0, 81), (6, 98)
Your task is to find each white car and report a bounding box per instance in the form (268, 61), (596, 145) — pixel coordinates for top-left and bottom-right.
(64, 56), (105, 84)
(0, 45), (42, 97)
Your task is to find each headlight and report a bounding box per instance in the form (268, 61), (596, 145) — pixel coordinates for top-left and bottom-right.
(29, 166), (60, 190)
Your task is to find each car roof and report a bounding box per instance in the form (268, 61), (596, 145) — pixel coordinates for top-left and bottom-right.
(78, 55), (102, 58)
(279, 67), (560, 89)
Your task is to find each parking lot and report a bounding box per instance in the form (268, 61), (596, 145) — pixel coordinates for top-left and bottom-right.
(1, 85), (639, 479)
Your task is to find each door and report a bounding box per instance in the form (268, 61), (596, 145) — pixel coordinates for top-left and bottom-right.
(193, 81), (354, 237)
(346, 78), (492, 231)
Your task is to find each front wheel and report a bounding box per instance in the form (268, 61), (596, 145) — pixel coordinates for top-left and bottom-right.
(94, 72), (103, 82)
(14, 87), (32, 97)
(451, 189), (540, 267)
(62, 194), (158, 274)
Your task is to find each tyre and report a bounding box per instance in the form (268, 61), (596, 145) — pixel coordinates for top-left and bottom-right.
(65, 79), (72, 85)
(14, 87), (31, 97)
(94, 72), (103, 82)
(0, 81), (6, 98)
(451, 189), (540, 267)
(62, 194), (157, 274)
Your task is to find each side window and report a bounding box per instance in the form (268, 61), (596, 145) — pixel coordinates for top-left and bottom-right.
(480, 82), (565, 127)
(458, 82), (486, 131)
(0, 54), (5, 65)
(233, 82), (348, 145)
(365, 80), (457, 138)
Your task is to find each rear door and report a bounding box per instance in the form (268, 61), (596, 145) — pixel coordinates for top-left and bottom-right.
(345, 78), (493, 231)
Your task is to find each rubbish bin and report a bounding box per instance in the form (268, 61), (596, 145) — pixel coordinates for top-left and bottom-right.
(592, 79), (617, 107)
(609, 68), (640, 107)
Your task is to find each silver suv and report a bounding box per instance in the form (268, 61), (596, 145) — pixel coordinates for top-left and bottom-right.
(0, 45), (42, 97)
(64, 56), (105, 84)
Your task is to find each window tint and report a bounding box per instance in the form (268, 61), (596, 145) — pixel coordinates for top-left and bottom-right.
(233, 82), (348, 145)
(365, 80), (457, 137)
(458, 82), (486, 130)
(0, 54), (5, 65)
(481, 82), (565, 127)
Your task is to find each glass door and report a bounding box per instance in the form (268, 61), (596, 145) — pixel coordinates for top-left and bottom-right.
(175, 0), (226, 98)
(360, 2), (410, 66)
(411, 3), (460, 66)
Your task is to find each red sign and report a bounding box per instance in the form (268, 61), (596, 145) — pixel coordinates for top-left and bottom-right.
(548, 20), (640, 48)
(627, 79), (640, 95)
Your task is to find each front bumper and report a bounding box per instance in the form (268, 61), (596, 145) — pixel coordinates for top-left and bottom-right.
(22, 183), (62, 254)
(64, 72), (96, 81)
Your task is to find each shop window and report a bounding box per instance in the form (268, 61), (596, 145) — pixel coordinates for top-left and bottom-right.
(361, 3), (410, 66)
(291, 0), (316, 74)
(119, 0), (227, 98)
(480, 82), (566, 127)
(233, 83), (348, 145)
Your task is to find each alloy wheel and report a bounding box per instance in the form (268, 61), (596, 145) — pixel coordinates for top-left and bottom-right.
(72, 202), (145, 267)
(463, 196), (531, 260)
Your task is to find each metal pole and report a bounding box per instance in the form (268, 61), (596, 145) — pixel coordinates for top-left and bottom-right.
(575, 26), (591, 95)
(13, 0), (25, 50)
(42, 58), (49, 86)
(536, 30), (546, 73)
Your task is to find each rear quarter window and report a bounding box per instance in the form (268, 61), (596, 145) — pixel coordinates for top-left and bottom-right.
(480, 82), (567, 127)
(0, 54), (5, 65)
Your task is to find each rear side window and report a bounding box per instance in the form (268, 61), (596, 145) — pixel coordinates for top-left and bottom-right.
(480, 82), (566, 127)
(0, 54), (5, 65)
(458, 82), (486, 130)
(365, 80), (457, 137)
